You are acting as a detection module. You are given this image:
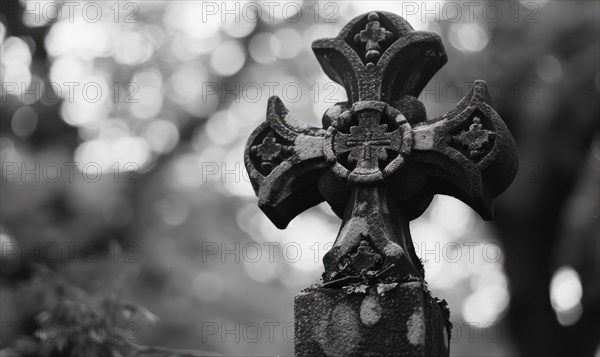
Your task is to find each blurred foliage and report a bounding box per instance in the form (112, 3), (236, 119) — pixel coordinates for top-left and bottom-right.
(0, 265), (209, 357)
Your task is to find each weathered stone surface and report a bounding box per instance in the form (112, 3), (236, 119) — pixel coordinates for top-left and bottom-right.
(295, 283), (449, 357)
(244, 13), (518, 275)
(244, 10), (518, 357)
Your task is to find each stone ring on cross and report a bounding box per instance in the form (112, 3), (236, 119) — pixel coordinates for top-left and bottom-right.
(323, 100), (413, 184)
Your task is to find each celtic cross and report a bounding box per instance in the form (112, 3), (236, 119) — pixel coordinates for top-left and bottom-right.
(245, 11), (518, 356)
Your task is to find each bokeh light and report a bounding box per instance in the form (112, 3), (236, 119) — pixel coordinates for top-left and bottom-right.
(45, 21), (113, 59)
(462, 265), (510, 325)
(536, 54), (563, 83)
(448, 23), (489, 52)
(550, 266), (583, 326)
(249, 32), (278, 64)
(11, 105), (38, 137)
(1, 36), (32, 96)
(223, 17), (257, 38)
(429, 195), (474, 237)
(210, 40), (246, 77)
(272, 28), (303, 59)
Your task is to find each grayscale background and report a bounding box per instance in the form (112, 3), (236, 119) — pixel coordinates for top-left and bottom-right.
(1, 1), (598, 356)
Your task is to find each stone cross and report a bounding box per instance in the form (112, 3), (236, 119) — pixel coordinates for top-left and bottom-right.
(244, 11), (518, 357)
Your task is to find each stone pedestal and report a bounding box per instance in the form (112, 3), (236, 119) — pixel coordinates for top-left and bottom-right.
(294, 282), (449, 357)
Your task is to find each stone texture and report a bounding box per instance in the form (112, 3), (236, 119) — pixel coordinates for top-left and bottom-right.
(295, 283), (449, 357)
(244, 13), (518, 272)
(244, 10), (518, 357)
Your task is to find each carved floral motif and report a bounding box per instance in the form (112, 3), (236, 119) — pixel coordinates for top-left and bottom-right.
(452, 117), (496, 161)
(250, 132), (290, 174)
